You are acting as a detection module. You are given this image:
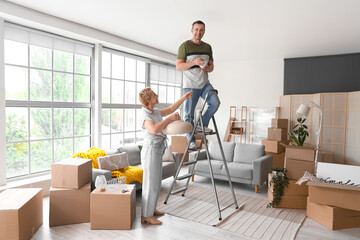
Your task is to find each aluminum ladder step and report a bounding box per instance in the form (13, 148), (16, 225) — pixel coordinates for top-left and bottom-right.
(176, 173), (193, 180)
(171, 186), (188, 195)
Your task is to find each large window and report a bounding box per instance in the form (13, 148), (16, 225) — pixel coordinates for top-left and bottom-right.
(150, 63), (182, 105)
(101, 48), (148, 149)
(4, 24), (93, 178)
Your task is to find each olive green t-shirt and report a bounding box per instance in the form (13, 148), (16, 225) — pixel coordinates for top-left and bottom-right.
(177, 40), (213, 89)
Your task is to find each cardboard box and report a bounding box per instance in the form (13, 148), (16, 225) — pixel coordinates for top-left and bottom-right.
(262, 139), (290, 153)
(307, 198), (360, 230)
(172, 136), (205, 154)
(307, 181), (360, 212)
(271, 118), (288, 129)
(51, 158), (92, 189)
(0, 188), (43, 240)
(285, 145), (315, 162)
(266, 152), (285, 168)
(268, 128), (288, 141)
(49, 183), (90, 227)
(285, 158), (315, 180)
(91, 184), (136, 230)
(268, 174), (307, 209)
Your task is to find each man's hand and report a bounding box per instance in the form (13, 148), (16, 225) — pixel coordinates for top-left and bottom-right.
(193, 58), (204, 66)
(169, 112), (180, 122)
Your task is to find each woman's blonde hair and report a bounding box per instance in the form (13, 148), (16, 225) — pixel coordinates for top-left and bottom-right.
(138, 87), (153, 106)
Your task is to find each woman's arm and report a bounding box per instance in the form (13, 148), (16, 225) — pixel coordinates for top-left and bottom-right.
(143, 113), (180, 135)
(161, 91), (193, 117)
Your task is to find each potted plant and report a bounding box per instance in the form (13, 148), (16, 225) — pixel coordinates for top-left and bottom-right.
(267, 168), (289, 208)
(288, 117), (308, 146)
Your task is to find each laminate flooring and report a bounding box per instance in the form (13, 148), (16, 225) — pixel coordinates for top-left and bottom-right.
(32, 167), (360, 240)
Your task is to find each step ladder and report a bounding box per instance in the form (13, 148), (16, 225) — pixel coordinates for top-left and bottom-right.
(164, 89), (238, 221)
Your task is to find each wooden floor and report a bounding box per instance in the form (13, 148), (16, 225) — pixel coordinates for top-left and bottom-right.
(32, 167), (360, 240)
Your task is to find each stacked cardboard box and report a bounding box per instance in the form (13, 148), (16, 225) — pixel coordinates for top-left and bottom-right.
(268, 174), (308, 209)
(284, 145), (315, 180)
(307, 181), (360, 230)
(49, 158), (92, 227)
(0, 188), (43, 240)
(262, 118), (290, 155)
(91, 184), (136, 230)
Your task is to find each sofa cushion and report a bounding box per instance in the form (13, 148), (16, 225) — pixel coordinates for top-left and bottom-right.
(208, 141), (236, 162)
(118, 145), (141, 166)
(233, 144), (265, 164)
(222, 162), (253, 180)
(195, 159), (224, 175)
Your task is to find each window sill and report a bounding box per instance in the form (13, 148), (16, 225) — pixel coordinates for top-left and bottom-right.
(0, 174), (51, 197)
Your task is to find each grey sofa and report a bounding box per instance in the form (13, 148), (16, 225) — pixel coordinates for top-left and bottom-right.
(91, 144), (179, 190)
(188, 141), (273, 193)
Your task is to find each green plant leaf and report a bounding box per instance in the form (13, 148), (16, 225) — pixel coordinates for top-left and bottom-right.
(303, 125), (308, 129)
(302, 118), (306, 123)
(293, 125), (298, 129)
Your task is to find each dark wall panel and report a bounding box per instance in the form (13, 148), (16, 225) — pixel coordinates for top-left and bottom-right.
(284, 53), (360, 95)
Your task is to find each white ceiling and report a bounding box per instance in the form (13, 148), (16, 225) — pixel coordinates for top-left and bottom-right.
(5, 0), (360, 63)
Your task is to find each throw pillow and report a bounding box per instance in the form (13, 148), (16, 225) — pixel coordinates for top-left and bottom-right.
(162, 144), (175, 162)
(97, 152), (129, 170)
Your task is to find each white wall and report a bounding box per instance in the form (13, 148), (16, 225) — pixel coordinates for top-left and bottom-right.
(209, 59), (284, 140)
(0, 18), (6, 185)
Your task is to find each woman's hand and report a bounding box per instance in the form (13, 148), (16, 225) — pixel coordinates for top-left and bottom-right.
(183, 91), (193, 100)
(168, 112), (180, 122)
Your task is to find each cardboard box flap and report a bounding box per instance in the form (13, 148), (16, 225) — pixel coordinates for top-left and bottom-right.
(307, 181), (360, 192)
(55, 158), (92, 166)
(0, 188), (42, 210)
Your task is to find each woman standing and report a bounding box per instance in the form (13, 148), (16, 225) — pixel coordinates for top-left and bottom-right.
(139, 87), (193, 225)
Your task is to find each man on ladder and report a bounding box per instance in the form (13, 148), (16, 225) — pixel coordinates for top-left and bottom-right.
(168, 20), (238, 221)
(176, 20), (220, 149)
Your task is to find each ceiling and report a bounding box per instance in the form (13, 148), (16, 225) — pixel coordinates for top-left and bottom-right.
(5, 0), (360, 63)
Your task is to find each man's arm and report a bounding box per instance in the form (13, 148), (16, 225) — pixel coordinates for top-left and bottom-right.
(176, 58), (204, 71)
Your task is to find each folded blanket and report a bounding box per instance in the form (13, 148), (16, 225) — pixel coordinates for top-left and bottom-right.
(72, 147), (107, 169)
(112, 166), (143, 184)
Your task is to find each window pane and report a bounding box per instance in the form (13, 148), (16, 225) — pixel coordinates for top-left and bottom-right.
(74, 75), (90, 102)
(136, 83), (145, 104)
(30, 108), (51, 140)
(5, 65), (28, 100)
(150, 64), (159, 81)
(167, 86), (175, 103)
(4, 40), (28, 66)
(30, 140), (51, 173)
(54, 108), (73, 138)
(168, 68), (176, 83)
(112, 54), (124, 79)
(112, 80), (124, 104)
(74, 108), (90, 136)
(125, 109), (135, 132)
(159, 85), (166, 103)
(137, 61), (146, 82)
(175, 87), (182, 102)
(136, 109), (143, 131)
(54, 50), (73, 72)
(74, 137), (90, 153)
(160, 66), (167, 83)
(6, 143), (28, 178)
(30, 45), (51, 69)
(30, 69), (51, 101)
(124, 132), (135, 145)
(6, 107), (28, 142)
(53, 72), (73, 102)
(101, 135), (110, 149)
(102, 78), (110, 103)
(125, 81), (135, 104)
(54, 139), (73, 162)
(111, 109), (123, 132)
(101, 109), (110, 133)
(74, 55), (90, 75)
(102, 52), (111, 78)
(111, 133), (123, 148)
(125, 57), (136, 80)
(135, 131), (143, 144)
